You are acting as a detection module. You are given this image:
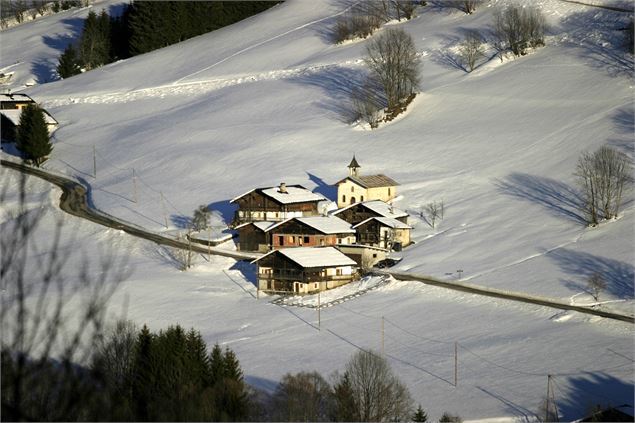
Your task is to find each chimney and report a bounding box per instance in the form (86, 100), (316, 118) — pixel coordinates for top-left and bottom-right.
(279, 182), (287, 193)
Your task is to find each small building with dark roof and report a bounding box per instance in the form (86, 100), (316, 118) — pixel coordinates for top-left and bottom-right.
(0, 93), (58, 142)
(252, 247), (358, 294)
(335, 156), (399, 207)
(235, 221), (275, 252)
(230, 182), (326, 226)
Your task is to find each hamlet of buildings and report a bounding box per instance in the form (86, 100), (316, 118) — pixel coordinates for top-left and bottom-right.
(232, 159), (409, 294)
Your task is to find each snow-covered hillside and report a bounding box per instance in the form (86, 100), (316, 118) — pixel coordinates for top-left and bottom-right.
(2, 0), (633, 421)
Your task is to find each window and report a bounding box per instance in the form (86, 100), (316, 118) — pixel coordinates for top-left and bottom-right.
(336, 268), (342, 276)
(278, 236), (284, 246)
(304, 236), (310, 243)
(290, 236), (295, 243)
(342, 195), (346, 203)
(315, 283), (318, 288)
(351, 186), (354, 192)
(360, 195), (364, 201)
(388, 188), (391, 196)
(320, 239), (325, 246)
(350, 197), (356, 204)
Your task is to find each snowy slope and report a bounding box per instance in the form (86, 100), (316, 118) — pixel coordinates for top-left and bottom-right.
(2, 0), (633, 420)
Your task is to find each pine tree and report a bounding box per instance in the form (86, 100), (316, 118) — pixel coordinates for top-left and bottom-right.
(57, 44), (81, 79)
(131, 325), (153, 421)
(413, 405), (428, 422)
(209, 343), (225, 383)
(332, 372), (358, 421)
(16, 104), (51, 167)
(80, 10), (110, 70)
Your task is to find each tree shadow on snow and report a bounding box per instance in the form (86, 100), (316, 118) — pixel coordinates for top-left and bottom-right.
(42, 17), (84, 51)
(557, 9), (634, 78)
(608, 107), (635, 157)
(555, 373), (634, 422)
(548, 248), (634, 299)
(287, 65), (386, 124)
(30, 59), (57, 84)
(170, 214), (192, 229)
(307, 171), (337, 202)
(494, 173), (586, 225)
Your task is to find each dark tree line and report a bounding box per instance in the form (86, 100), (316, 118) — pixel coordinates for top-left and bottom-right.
(2, 322), (250, 421)
(57, 1), (279, 79)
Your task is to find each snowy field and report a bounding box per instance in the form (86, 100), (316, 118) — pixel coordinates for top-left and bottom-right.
(1, 0), (634, 420)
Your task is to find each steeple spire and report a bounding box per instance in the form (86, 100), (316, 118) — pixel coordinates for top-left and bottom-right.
(348, 155), (360, 177)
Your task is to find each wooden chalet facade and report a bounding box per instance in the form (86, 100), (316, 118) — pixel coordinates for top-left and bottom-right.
(253, 247), (358, 294)
(230, 183), (326, 226)
(353, 217), (412, 250)
(267, 216), (355, 249)
(333, 200), (409, 226)
(335, 156), (399, 207)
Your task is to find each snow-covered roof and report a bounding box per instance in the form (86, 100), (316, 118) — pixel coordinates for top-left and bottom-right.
(253, 247), (356, 268)
(260, 186), (326, 204)
(230, 184), (326, 204)
(235, 221), (275, 231)
(333, 200), (408, 219)
(353, 216), (412, 229)
(1, 109), (58, 126)
(265, 215), (355, 234)
(336, 174), (399, 188)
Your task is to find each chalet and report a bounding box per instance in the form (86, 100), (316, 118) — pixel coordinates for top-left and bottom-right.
(235, 221), (274, 252)
(353, 217), (412, 251)
(1, 93), (58, 141)
(230, 183), (326, 226)
(253, 247), (358, 294)
(335, 156), (399, 207)
(333, 199), (409, 226)
(266, 216), (356, 249)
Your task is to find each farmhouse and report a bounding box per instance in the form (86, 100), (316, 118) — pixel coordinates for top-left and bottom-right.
(335, 156), (399, 207)
(0, 93), (58, 142)
(230, 182), (326, 226)
(253, 247), (358, 294)
(333, 199), (409, 226)
(353, 217), (412, 251)
(267, 216), (356, 249)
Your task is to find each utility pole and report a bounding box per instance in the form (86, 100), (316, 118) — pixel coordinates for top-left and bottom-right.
(132, 168), (138, 203)
(381, 316), (385, 356)
(317, 290), (321, 329)
(93, 145), (97, 178)
(160, 191), (168, 229)
(454, 341), (458, 387)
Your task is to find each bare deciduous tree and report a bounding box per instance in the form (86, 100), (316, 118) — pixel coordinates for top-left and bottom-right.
(587, 273), (607, 303)
(334, 3), (387, 43)
(423, 200), (444, 228)
(364, 28), (421, 110)
(271, 371), (333, 421)
(341, 349), (414, 422)
(458, 30), (485, 72)
(462, 0), (483, 14)
(493, 5), (545, 56)
(575, 146), (631, 225)
(192, 204), (210, 231)
(1, 169), (128, 421)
